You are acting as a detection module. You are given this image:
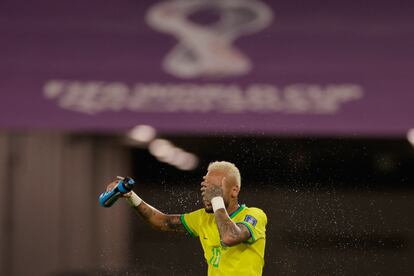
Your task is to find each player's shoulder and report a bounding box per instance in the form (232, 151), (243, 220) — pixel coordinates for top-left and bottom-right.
(243, 206), (267, 221)
(187, 208), (208, 218)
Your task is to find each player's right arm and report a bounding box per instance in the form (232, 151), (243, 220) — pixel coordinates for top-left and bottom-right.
(130, 199), (185, 232)
(105, 180), (186, 233)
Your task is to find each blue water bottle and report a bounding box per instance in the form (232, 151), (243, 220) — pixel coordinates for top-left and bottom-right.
(99, 176), (136, 208)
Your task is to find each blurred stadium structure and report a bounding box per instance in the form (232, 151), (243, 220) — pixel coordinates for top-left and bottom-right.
(0, 0), (413, 275)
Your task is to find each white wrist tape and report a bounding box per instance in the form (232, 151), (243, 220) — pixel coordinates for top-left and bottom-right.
(126, 191), (143, 207)
(211, 196), (225, 212)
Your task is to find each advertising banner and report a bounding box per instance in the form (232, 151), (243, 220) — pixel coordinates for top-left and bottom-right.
(0, 0), (412, 135)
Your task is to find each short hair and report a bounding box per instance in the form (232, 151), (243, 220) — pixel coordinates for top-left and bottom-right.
(208, 161), (241, 188)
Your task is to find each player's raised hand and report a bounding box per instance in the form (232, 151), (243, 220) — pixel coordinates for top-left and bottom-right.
(105, 180), (118, 192)
(202, 182), (224, 202)
(105, 179), (132, 197)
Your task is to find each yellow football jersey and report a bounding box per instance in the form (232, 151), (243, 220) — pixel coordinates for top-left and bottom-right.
(180, 204), (267, 276)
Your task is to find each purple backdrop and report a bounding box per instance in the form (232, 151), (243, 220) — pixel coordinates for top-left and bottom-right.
(0, 0), (413, 136)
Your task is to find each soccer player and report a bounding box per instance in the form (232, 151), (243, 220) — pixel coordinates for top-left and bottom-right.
(105, 161), (267, 275)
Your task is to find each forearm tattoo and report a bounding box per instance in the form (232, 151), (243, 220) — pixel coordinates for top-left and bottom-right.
(136, 202), (156, 221)
(135, 202), (184, 232)
(214, 209), (250, 245)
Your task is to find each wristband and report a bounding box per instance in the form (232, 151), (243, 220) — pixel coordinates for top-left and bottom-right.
(211, 196), (225, 212)
(126, 191), (143, 207)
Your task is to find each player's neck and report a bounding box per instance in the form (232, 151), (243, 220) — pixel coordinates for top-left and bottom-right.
(226, 201), (240, 215)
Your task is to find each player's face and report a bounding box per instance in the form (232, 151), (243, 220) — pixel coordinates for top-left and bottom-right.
(201, 170), (231, 213)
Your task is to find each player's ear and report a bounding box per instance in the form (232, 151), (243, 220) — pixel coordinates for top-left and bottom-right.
(231, 185), (240, 197)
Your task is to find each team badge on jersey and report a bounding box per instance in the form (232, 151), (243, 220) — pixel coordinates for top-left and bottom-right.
(244, 215), (258, 227)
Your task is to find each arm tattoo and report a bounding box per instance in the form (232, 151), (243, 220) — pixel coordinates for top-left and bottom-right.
(165, 215), (185, 232)
(134, 202), (185, 232)
(214, 209), (251, 246)
(136, 203), (155, 221)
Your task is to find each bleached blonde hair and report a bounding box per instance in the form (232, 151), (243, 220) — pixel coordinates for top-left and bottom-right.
(208, 161), (241, 188)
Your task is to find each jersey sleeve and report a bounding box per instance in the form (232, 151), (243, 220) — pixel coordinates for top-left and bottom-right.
(237, 208), (267, 244)
(180, 209), (203, 238)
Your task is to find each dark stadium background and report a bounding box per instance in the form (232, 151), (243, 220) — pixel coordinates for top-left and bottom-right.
(128, 136), (414, 275)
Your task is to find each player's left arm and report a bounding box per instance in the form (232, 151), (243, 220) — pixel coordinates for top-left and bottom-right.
(214, 208), (252, 246)
(202, 184), (251, 246)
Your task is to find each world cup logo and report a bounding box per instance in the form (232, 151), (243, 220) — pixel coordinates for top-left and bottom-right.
(146, 0), (273, 79)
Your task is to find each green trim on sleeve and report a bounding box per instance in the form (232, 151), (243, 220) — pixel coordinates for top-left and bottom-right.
(237, 221), (256, 243)
(229, 204), (246, 219)
(180, 214), (196, 237)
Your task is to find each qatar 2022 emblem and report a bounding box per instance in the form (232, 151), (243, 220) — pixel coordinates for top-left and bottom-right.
(146, 0), (273, 79)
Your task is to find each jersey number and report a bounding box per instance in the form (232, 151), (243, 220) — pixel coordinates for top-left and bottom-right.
(209, 247), (222, 268)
